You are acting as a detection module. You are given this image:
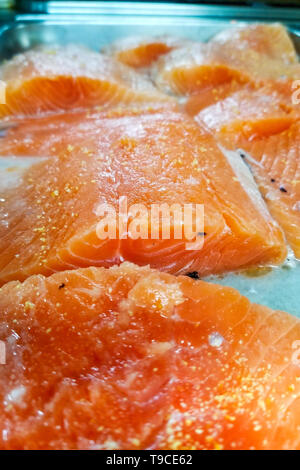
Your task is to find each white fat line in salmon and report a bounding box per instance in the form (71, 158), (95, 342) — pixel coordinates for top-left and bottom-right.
(236, 148), (264, 169)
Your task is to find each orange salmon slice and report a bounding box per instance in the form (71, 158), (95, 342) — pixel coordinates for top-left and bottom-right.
(0, 45), (171, 118)
(0, 107), (286, 282)
(153, 23), (300, 96)
(223, 122), (300, 259)
(103, 35), (187, 69)
(0, 262), (299, 450)
(190, 79), (300, 259)
(185, 79), (300, 119)
(0, 103), (179, 156)
(184, 81), (247, 117)
(195, 87), (298, 143)
(211, 23), (298, 65)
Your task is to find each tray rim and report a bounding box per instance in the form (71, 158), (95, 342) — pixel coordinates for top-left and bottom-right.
(0, 6), (298, 45)
(11, 1), (300, 22)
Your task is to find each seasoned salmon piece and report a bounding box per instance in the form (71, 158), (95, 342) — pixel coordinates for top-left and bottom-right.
(0, 262), (299, 450)
(185, 78), (300, 119)
(153, 42), (252, 96)
(195, 87), (297, 143)
(0, 108), (286, 282)
(184, 81), (247, 117)
(0, 45), (171, 118)
(0, 104), (179, 157)
(189, 79), (300, 258)
(103, 35), (187, 68)
(222, 122), (300, 259)
(153, 23), (300, 96)
(211, 23), (298, 65)
(185, 79), (300, 119)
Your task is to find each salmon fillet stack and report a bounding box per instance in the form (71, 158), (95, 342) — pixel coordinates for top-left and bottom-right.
(0, 24), (299, 450)
(171, 25), (300, 260)
(152, 23), (300, 96)
(124, 23), (299, 260)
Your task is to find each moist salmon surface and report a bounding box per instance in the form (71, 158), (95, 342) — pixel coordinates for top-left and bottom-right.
(0, 45), (171, 118)
(103, 35), (187, 69)
(0, 22), (299, 451)
(0, 262), (299, 450)
(187, 51), (300, 259)
(218, 123), (300, 259)
(152, 24), (300, 96)
(0, 107), (286, 283)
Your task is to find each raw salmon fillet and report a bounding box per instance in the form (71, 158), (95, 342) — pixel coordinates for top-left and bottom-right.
(153, 23), (299, 96)
(153, 41), (252, 96)
(194, 87), (298, 144)
(189, 78), (300, 258)
(0, 45), (170, 118)
(211, 23), (298, 65)
(185, 79), (300, 119)
(0, 107), (286, 282)
(221, 122), (300, 259)
(0, 262), (299, 450)
(0, 103), (179, 157)
(184, 80), (247, 117)
(103, 35), (186, 68)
